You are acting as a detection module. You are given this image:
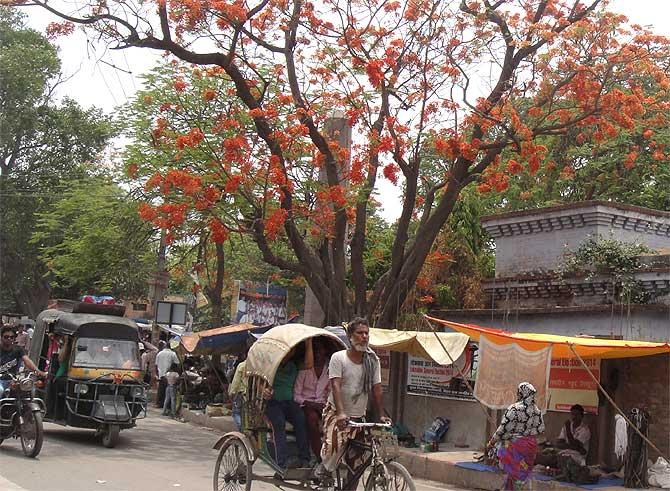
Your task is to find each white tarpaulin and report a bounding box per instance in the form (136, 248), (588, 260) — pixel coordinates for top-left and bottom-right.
(368, 328), (469, 366)
(474, 335), (553, 410)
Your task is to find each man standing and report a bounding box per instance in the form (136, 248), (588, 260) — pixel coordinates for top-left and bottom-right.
(320, 318), (389, 480)
(155, 341), (179, 408)
(1, 326), (47, 398)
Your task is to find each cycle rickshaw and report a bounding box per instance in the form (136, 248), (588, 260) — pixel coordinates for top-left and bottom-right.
(212, 324), (415, 491)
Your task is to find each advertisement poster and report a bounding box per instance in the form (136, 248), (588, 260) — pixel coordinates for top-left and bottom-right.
(374, 348), (390, 388)
(406, 344), (475, 400)
(231, 281), (288, 326)
(548, 357), (600, 414)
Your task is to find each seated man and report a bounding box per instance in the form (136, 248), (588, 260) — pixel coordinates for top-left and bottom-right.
(294, 340), (330, 463)
(537, 404), (591, 470)
(556, 404), (591, 466)
(264, 344), (312, 471)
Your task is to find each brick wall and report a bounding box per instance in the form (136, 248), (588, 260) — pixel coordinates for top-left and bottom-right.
(617, 354), (670, 459)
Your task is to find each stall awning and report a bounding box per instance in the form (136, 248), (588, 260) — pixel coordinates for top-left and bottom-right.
(180, 323), (270, 355)
(369, 328), (470, 365)
(427, 315), (670, 359)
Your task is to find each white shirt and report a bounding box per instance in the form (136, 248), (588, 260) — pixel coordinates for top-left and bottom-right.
(327, 350), (381, 418)
(156, 349), (179, 378)
(559, 422), (591, 465)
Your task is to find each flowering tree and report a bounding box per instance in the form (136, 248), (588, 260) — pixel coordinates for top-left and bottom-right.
(27, 0), (670, 325)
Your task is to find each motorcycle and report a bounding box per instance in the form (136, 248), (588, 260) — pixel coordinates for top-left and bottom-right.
(0, 372), (46, 458)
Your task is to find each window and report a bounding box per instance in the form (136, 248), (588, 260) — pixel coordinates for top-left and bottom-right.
(73, 338), (140, 370)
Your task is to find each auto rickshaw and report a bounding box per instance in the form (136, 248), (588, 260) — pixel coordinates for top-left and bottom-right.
(212, 324), (415, 491)
(30, 303), (147, 448)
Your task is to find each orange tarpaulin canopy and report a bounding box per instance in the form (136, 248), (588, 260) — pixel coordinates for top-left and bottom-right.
(426, 315), (670, 359)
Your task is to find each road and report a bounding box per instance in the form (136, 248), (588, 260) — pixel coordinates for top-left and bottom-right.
(0, 411), (464, 491)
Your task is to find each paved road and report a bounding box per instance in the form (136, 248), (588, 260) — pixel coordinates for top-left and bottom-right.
(0, 412), (463, 491)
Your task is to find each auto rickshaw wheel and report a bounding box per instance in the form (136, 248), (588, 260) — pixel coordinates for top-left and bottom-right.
(20, 410), (44, 458)
(101, 424), (120, 448)
(213, 437), (252, 491)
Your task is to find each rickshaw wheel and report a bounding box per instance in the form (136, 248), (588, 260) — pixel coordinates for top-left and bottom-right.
(213, 437), (252, 491)
(20, 411), (44, 458)
(364, 462), (415, 491)
(101, 424), (121, 448)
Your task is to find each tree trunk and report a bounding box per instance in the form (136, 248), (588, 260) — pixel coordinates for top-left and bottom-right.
(12, 278), (51, 319)
(205, 242), (226, 328)
(376, 183), (462, 327)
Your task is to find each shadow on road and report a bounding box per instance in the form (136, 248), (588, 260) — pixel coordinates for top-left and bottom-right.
(41, 416), (221, 464)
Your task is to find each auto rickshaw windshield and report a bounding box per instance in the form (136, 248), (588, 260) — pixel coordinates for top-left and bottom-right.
(72, 338), (141, 370)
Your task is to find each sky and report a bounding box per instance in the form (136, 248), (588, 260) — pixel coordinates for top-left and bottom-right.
(23, 1), (670, 221)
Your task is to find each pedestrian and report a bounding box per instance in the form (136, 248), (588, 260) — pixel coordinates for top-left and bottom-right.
(228, 357), (247, 430)
(488, 382), (545, 491)
(155, 340), (179, 408)
(15, 324), (31, 352)
(162, 363), (181, 418)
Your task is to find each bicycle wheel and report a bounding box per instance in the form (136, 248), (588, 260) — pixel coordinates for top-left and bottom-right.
(213, 437), (252, 491)
(364, 462), (415, 491)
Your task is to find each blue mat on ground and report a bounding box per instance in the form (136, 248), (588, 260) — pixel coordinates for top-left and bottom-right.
(454, 462), (552, 481)
(454, 461), (499, 473)
(568, 476), (624, 489)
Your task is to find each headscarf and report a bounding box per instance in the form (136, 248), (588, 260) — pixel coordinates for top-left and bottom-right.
(493, 382), (545, 442)
(517, 382), (537, 404)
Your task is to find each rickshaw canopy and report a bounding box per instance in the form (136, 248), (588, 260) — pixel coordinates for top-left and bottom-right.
(35, 309), (140, 340)
(245, 324), (347, 384)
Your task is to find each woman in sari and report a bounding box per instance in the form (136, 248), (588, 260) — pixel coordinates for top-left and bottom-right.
(489, 382), (545, 490)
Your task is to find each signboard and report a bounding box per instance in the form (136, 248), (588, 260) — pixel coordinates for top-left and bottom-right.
(374, 348), (390, 388)
(156, 301), (188, 326)
(232, 280), (288, 326)
(406, 344), (475, 400)
(548, 357), (600, 414)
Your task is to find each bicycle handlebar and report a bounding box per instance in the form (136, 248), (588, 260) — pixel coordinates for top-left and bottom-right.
(347, 421), (392, 429)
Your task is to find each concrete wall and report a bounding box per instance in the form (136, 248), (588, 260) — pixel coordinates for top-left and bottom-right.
(437, 308), (670, 342)
(401, 394), (488, 449)
(483, 203), (670, 277)
(492, 222), (600, 276)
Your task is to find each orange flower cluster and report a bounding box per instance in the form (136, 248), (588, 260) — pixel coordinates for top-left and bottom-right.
(203, 88), (217, 101)
(434, 136), (480, 161)
(382, 163), (399, 184)
(45, 21), (75, 39)
(265, 208), (288, 240)
(209, 218), (229, 243)
(211, 0), (248, 26)
(222, 135), (250, 163)
(175, 127), (205, 149)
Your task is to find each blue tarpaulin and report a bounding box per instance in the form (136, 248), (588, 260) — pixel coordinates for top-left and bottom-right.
(180, 322), (272, 355)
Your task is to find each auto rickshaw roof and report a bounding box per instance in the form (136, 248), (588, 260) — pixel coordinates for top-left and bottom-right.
(245, 323), (347, 384)
(36, 309), (140, 340)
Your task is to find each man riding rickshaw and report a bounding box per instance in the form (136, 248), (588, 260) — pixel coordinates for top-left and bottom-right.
(211, 321), (414, 491)
(31, 303), (148, 448)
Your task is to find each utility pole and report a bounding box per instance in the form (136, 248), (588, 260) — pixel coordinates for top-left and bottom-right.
(148, 229), (169, 345)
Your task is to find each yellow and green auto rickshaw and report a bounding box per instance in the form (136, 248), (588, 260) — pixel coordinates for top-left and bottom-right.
(30, 303), (147, 447)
